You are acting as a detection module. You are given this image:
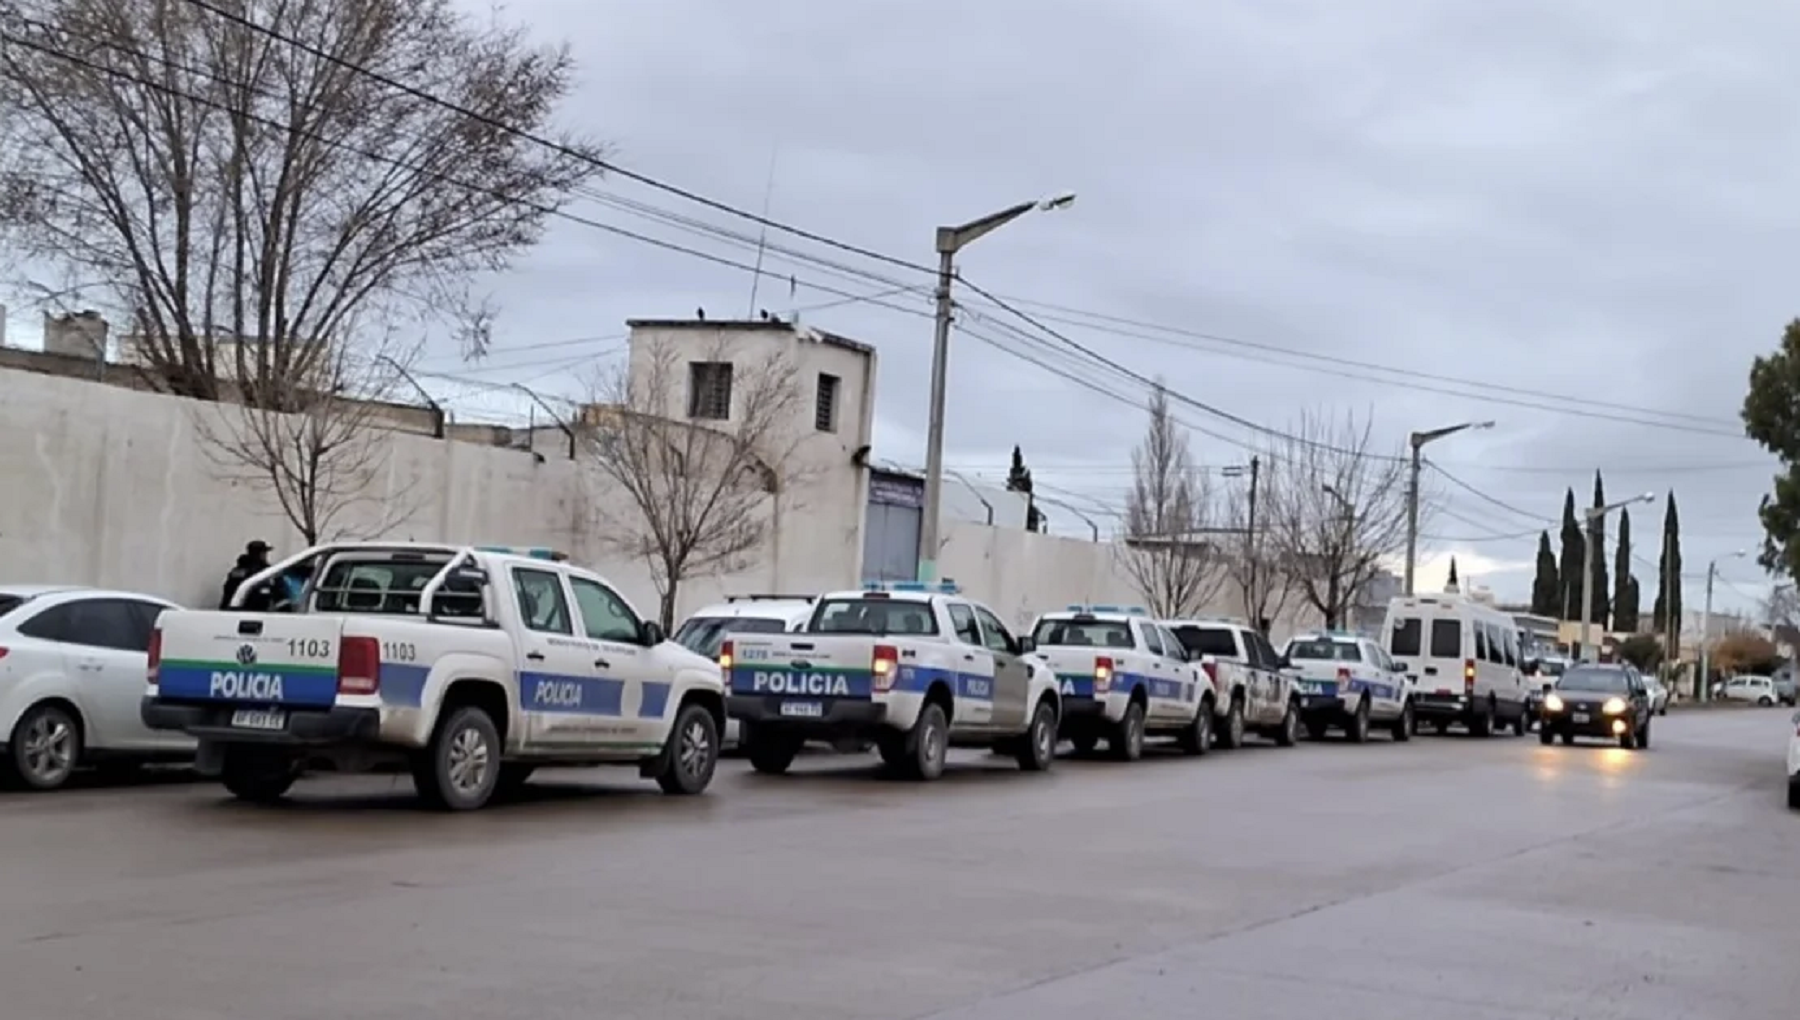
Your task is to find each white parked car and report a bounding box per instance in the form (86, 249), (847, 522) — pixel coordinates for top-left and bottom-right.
(1719, 675), (1780, 706)
(1643, 674), (1671, 715)
(1787, 709), (1800, 809)
(0, 586), (188, 790)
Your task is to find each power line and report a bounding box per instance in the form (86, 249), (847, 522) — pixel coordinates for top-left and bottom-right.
(1426, 462), (1555, 525)
(175, 0), (938, 278)
(976, 296), (1745, 434)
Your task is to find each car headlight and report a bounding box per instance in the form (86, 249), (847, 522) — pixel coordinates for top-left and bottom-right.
(1603, 697), (1626, 715)
(1544, 693), (1564, 712)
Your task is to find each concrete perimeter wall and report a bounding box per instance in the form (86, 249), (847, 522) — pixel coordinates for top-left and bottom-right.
(0, 369), (1213, 631)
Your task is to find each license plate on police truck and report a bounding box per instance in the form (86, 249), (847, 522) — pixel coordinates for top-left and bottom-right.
(1573, 712), (1590, 723)
(779, 701), (824, 718)
(231, 708), (286, 731)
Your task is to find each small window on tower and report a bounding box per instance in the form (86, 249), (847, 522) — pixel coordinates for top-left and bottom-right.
(688, 362), (733, 420)
(815, 373), (840, 432)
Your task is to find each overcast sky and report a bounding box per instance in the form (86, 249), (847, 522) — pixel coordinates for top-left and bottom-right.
(5, 0), (1788, 616)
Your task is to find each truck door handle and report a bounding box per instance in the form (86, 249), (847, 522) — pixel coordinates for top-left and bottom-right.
(963, 654), (975, 662)
(526, 651), (546, 662)
(594, 659), (611, 670)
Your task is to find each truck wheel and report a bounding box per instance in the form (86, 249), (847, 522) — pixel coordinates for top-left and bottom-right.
(5, 701), (82, 791)
(1788, 778), (1800, 810)
(1304, 719), (1329, 741)
(1274, 700), (1300, 747)
(1069, 733), (1099, 756)
(748, 732), (801, 775)
(1633, 720), (1651, 750)
(903, 702), (949, 781)
(656, 703), (719, 795)
(1391, 701), (1414, 742)
(1539, 726), (1555, 746)
(415, 705), (501, 811)
(1014, 700), (1057, 772)
(220, 749), (297, 804)
(1110, 702), (1146, 762)
(1177, 702), (1213, 756)
(1469, 700), (1493, 738)
(1346, 699), (1370, 744)
(1219, 697), (1247, 750)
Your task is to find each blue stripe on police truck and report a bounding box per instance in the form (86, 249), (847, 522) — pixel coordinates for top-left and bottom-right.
(155, 662), (340, 706)
(638, 681), (671, 718)
(729, 664), (992, 700)
(1055, 674), (1096, 698)
(377, 663), (431, 707)
(521, 672), (625, 715)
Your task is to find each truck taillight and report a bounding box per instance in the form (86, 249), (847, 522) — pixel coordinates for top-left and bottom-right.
(718, 640), (734, 670)
(1463, 658), (1476, 693)
(146, 628), (162, 685)
(1201, 661), (1217, 684)
(1336, 667), (1351, 682)
(872, 644), (898, 692)
(1094, 656), (1114, 694)
(338, 636), (381, 696)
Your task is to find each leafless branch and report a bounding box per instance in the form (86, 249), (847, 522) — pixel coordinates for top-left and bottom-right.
(1217, 477), (1294, 630)
(0, 0), (602, 400)
(585, 337), (809, 628)
(1115, 384), (1227, 617)
(193, 333), (419, 544)
(1259, 410), (1414, 629)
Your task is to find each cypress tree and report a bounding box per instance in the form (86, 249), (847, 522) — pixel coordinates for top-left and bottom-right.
(1589, 471), (1611, 625)
(1530, 531), (1560, 616)
(1613, 508), (1639, 632)
(1558, 488), (1585, 621)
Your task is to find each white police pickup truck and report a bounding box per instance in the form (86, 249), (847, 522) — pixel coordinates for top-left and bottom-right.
(1164, 617), (1301, 748)
(1028, 605), (1215, 760)
(141, 543), (726, 810)
(722, 581), (1061, 781)
(1280, 631), (1414, 742)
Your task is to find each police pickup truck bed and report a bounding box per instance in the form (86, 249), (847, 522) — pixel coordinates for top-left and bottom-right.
(1028, 605), (1216, 760)
(142, 543), (726, 810)
(723, 582), (1061, 780)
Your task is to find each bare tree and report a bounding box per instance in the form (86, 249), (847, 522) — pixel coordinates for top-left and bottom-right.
(0, 0), (600, 399)
(1117, 384), (1227, 617)
(194, 337), (418, 544)
(1218, 478), (1293, 630)
(586, 339), (808, 629)
(1261, 411), (1411, 629)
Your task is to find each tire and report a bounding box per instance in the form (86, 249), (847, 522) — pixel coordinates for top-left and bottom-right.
(1219, 697), (1247, 750)
(748, 732), (801, 775)
(1177, 700), (1213, 756)
(1634, 720), (1651, 751)
(220, 749), (297, 804)
(1539, 727), (1555, 746)
(1305, 719), (1330, 741)
(903, 702), (949, 781)
(655, 703), (719, 795)
(5, 701), (82, 791)
(1274, 701), (1299, 747)
(1110, 701), (1146, 762)
(1618, 727), (1635, 750)
(1069, 732), (1099, 756)
(1759, 696), (1775, 707)
(1789, 779), (1800, 810)
(876, 733), (908, 768)
(1561, 730), (1576, 746)
(1345, 699), (1370, 744)
(1392, 701), (1414, 742)
(1469, 700), (1493, 738)
(1014, 700), (1057, 772)
(1511, 704), (1529, 737)
(414, 705), (502, 811)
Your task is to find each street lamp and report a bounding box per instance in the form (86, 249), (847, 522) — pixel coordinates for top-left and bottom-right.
(1578, 491), (1656, 661)
(917, 193), (1077, 582)
(1403, 420), (1496, 594)
(1698, 549), (1749, 702)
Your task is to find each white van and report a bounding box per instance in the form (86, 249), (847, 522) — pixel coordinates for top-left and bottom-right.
(1381, 595), (1529, 737)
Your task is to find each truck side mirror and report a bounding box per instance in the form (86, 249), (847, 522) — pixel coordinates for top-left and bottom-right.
(639, 620), (665, 647)
(1016, 636), (1036, 654)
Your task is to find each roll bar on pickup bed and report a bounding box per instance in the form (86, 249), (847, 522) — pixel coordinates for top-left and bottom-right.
(227, 542), (488, 617)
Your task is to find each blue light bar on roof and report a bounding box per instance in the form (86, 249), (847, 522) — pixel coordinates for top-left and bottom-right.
(868, 580), (961, 594)
(476, 545), (567, 562)
(1065, 604), (1150, 616)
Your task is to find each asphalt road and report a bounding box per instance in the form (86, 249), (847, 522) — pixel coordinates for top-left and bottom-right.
(3, 710), (1798, 1020)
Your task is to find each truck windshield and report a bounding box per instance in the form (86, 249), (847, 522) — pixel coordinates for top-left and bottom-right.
(312, 557), (483, 617)
(674, 616), (789, 657)
(1031, 618), (1133, 649)
(1170, 625), (1237, 658)
(1288, 639), (1360, 662)
(808, 598), (939, 636)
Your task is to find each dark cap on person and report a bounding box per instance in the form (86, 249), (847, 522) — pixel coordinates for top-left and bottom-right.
(246, 540), (272, 555)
